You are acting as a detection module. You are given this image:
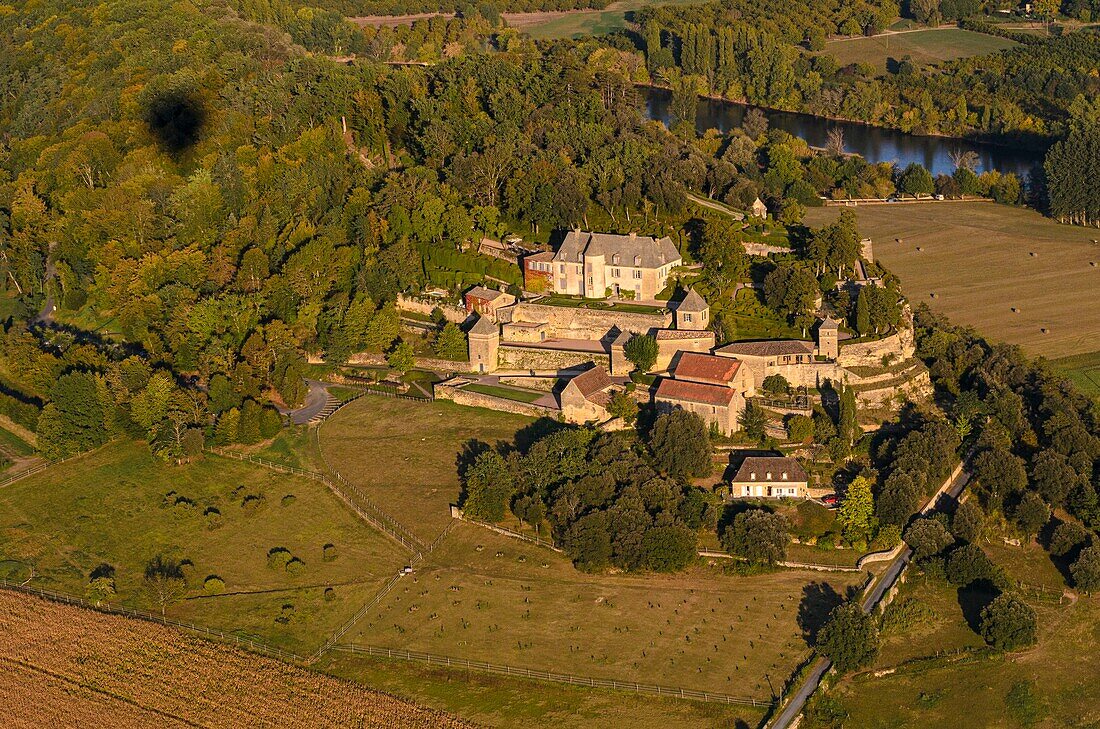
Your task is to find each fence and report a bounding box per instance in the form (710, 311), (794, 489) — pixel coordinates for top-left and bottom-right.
(0, 578), (303, 663)
(330, 644), (774, 707)
(0, 458), (51, 488)
(459, 513), (563, 553)
(697, 550), (862, 573)
(209, 447), (425, 556)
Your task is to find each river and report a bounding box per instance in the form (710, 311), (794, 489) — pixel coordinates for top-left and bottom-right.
(642, 87), (1045, 178)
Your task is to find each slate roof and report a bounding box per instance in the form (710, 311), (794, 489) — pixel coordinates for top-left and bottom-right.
(553, 231), (681, 269)
(655, 378), (737, 407)
(731, 456), (808, 484)
(820, 315), (840, 331)
(524, 251), (554, 263)
(466, 286), (506, 303)
(469, 315), (498, 336)
(677, 288), (708, 312)
(674, 352), (742, 385)
(714, 340), (815, 358)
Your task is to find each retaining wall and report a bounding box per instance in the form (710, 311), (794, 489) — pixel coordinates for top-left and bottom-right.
(499, 345), (607, 372)
(504, 302), (671, 339)
(396, 294), (468, 323)
(435, 382), (557, 418)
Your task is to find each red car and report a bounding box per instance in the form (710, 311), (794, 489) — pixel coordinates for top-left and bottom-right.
(821, 494), (840, 508)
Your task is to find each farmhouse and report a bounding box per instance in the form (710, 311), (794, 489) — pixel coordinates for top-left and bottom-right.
(730, 456), (809, 498)
(550, 230), (681, 300)
(559, 364), (615, 423)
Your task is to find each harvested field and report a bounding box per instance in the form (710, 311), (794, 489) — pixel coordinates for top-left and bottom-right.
(804, 202), (1100, 360)
(0, 589), (474, 728)
(820, 28), (1017, 73)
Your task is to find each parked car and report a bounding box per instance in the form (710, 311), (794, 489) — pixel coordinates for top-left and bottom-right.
(821, 493), (840, 508)
(934, 194), (945, 200)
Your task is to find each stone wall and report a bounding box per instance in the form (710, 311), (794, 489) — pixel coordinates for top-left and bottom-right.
(308, 351), (469, 372)
(836, 316), (916, 369)
(504, 302), (671, 340)
(435, 380), (556, 418)
(499, 345), (608, 372)
(396, 294), (468, 324)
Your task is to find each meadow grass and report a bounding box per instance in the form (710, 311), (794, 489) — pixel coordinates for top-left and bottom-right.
(344, 522), (864, 698)
(520, 0), (711, 40)
(318, 397), (536, 544)
(1049, 350), (1100, 400)
(820, 28), (1017, 73)
(463, 383), (546, 404)
(804, 202), (1100, 360)
(0, 440), (409, 653)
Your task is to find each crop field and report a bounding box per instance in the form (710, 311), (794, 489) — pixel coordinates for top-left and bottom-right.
(0, 589), (473, 728)
(822, 539), (1100, 727)
(820, 28), (1017, 72)
(803, 203), (1100, 362)
(0, 441), (409, 653)
(319, 397), (536, 544)
(342, 522), (864, 699)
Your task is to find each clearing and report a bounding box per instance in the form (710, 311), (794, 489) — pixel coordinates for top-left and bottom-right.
(820, 27), (1018, 73)
(803, 202), (1100, 362)
(0, 589), (472, 728)
(823, 538), (1100, 727)
(0, 440), (409, 653)
(341, 521), (865, 699)
(318, 396), (536, 545)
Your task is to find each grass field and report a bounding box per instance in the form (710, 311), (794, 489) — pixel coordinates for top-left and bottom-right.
(822, 537), (1100, 727)
(0, 590), (472, 728)
(322, 650), (767, 728)
(803, 203), (1100, 362)
(519, 0), (709, 40)
(318, 397), (536, 544)
(1049, 350), (1100, 399)
(343, 522), (864, 699)
(463, 383), (546, 403)
(0, 441), (408, 653)
(820, 28), (1018, 72)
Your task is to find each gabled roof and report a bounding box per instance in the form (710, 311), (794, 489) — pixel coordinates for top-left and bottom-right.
(524, 251), (554, 263)
(677, 288), (708, 312)
(566, 365), (613, 405)
(466, 285), (505, 302)
(674, 352), (742, 386)
(469, 315), (498, 337)
(731, 456), (808, 484)
(714, 340), (815, 358)
(553, 231), (681, 269)
(655, 378), (737, 407)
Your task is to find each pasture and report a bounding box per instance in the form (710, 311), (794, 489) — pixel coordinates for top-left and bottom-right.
(820, 28), (1017, 72)
(803, 202), (1100, 362)
(0, 590), (472, 728)
(0, 441), (409, 653)
(519, 0), (710, 39)
(824, 539), (1100, 727)
(342, 522), (865, 699)
(318, 397), (536, 544)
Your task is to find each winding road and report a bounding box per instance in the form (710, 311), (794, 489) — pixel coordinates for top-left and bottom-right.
(282, 379), (332, 425)
(768, 464), (972, 728)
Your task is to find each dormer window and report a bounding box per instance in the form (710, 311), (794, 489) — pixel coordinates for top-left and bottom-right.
(612, 254), (620, 265)
(750, 473), (756, 481)
(782, 472), (788, 480)
(766, 472), (772, 480)
(634, 255), (641, 266)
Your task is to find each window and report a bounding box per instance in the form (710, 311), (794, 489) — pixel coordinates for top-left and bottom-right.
(612, 268), (620, 278)
(766, 472), (773, 480)
(559, 264), (565, 274)
(633, 270), (642, 280)
(782, 472), (788, 480)
(634, 255), (641, 266)
(684, 313), (693, 323)
(612, 254), (620, 264)
(750, 473), (756, 481)
(559, 278), (567, 289)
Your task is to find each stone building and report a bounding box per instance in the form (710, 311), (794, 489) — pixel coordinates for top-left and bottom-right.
(713, 339), (816, 389)
(522, 251), (554, 292)
(559, 364), (614, 423)
(550, 230), (681, 300)
(467, 315), (500, 374)
(751, 197), (768, 219)
(730, 456), (808, 499)
(818, 315), (840, 360)
(654, 352), (752, 436)
(464, 286), (515, 322)
(675, 288), (710, 330)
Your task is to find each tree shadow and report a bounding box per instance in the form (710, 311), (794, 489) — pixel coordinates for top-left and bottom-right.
(143, 90), (207, 154)
(957, 579), (1000, 635)
(456, 439), (491, 481)
(797, 582), (843, 646)
(512, 417), (568, 452)
(716, 500), (775, 537)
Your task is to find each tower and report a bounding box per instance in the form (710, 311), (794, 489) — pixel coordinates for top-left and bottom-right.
(818, 316), (839, 360)
(467, 315), (500, 373)
(675, 288), (710, 330)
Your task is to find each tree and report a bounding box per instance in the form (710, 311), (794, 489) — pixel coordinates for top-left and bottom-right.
(1045, 124), (1100, 226)
(461, 450), (514, 523)
(764, 263), (818, 329)
(1049, 521), (1089, 558)
(640, 525), (697, 572)
(946, 544), (1005, 587)
(386, 339), (414, 372)
(904, 517), (955, 561)
(897, 163), (934, 198)
(972, 448), (1028, 512)
(1012, 492), (1049, 540)
(837, 475), (875, 546)
(1029, 449), (1077, 508)
(434, 322), (467, 361)
(738, 401), (767, 442)
(761, 374), (790, 395)
(144, 554), (186, 617)
(36, 372), (108, 459)
(838, 384), (857, 447)
(951, 499), (985, 543)
(607, 390), (639, 424)
(1070, 545), (1100, 593)
(721, 508), (790, 564)
(979, 594), (1037, 651)
(624, 334), (658, 373)
(816, 603), (879, 673)
(786, 414), (813, 442)
(648, 410), (712, 479)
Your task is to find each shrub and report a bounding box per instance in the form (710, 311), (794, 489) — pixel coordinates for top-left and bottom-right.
(267, 547), (292, 570)
(721, 509), (790, 564)
(241, 492), (264, 512)
(203, 506), (223, 530)
(980, 594), (1037, 651)
(762, 374), (790, 395)
(881, 597), (934, 634)
(324, 587), (336, 602)
(203, 575), (225, 594)
(275, 602), (295, 625)
(285, 557), (306, 575)
(322, 543), (338, 562)
(280, 494), (297, 507)
(786, 414), (813, 442)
